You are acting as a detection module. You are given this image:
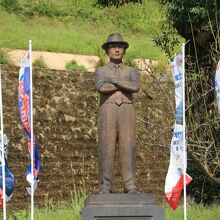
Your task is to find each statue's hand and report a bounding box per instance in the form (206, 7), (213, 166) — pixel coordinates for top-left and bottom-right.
(103, 77), (112, 83)
(110, 78), (119, 85)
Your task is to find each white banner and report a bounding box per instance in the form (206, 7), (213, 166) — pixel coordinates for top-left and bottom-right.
(0, 133), (8, 160)
(165, 53), (192, 210)
(215, 60), (220, 114)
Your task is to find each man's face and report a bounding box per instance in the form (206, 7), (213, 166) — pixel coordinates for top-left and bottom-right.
(107, 44), (125, 60)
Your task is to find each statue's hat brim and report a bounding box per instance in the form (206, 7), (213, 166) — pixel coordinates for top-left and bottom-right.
(102, 33), (129, 50)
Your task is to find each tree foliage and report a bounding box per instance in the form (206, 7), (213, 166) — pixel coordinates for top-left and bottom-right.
(157, 0), (220, 61)
(156, 0), (220, 203)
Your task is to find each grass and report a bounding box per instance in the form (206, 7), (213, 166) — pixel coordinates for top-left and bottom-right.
(0, 48), (13, 65)
(5, 198), (220, 220)
(165, 204), (220, 220)
(7, 189), (87, 220)
(0, 0), (167, 62)
(33, 56), (47, 68)
(65, 60), (87, 72)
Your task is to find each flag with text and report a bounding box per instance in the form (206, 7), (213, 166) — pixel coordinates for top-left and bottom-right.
(165, 53), (192, 210)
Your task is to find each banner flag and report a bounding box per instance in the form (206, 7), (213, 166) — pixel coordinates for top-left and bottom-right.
(165, 53), (192, 210)
(0, 134), (14, 208)
(18, 51), (40, 193)
(215, 60), (220, 113)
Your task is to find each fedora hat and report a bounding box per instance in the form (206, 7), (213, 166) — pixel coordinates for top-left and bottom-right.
(102, 33), (129, 50)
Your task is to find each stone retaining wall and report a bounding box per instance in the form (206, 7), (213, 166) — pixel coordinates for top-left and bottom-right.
(1, 66), (173, 210)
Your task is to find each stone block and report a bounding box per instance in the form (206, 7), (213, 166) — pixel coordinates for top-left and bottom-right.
(82, 193), (164, 220)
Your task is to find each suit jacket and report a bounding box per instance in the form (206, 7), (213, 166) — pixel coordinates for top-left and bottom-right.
(95, 62), (140, 105)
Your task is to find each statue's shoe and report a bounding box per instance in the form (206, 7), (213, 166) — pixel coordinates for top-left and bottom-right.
(127, 188), (139, 193)
(99, 189), (111, 194)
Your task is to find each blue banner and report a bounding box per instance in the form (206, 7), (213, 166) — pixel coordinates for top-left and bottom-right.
(18, 51), (40, 193)
(0, 134), (14, 208)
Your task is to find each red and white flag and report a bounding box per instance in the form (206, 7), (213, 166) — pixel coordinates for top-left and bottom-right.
(165, 53), (192, 210)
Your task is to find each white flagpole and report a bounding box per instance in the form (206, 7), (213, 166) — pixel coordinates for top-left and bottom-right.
(182, 43), (187, 220)
(29, 40), (34, 220)
(0, 65), (6, 220)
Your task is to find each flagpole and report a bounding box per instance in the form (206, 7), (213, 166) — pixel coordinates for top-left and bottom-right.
(29, 40), (34, 220)
(0, 65), (6, 220)
(182, 43), (187, 220)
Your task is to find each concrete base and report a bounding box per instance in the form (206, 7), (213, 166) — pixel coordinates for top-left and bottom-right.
(82, 193), (164, 220)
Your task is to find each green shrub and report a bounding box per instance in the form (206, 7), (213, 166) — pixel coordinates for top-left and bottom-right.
(43, 71), (52, 79)
(153, 24), (181, 58)
(65, 60), (87, 72)
(96, 0), (142, 8)
(33, 1), (62, 17)
(1, 0), (19, 13)
(33, 56), (47, 68)
(95, 47), (108, 68)
(124, 54), (137, 67)
(0, 48), (13, 65)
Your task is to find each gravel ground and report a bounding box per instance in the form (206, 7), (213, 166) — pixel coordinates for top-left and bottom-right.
(8, 49), (99, 72)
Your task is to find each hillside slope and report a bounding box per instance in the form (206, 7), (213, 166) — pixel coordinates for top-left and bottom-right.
(0, 0), (167, 62)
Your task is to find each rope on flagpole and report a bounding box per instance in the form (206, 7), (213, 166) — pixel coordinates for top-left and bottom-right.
(29, 40), (34, 220)
(182, 42), (187, 220)
(0, 64), (6, 220)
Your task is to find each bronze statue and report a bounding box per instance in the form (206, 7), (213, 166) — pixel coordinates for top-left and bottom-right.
(95, 33), (140, 194)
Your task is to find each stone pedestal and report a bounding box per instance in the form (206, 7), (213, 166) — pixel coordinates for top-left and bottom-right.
(82, 193), (164, 220)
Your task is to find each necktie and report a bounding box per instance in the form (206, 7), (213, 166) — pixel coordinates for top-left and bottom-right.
(114, 65), (122, 105)
(114, 65), (120, 81)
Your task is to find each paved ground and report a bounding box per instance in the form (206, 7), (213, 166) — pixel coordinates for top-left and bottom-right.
(8, 49), (100, 72)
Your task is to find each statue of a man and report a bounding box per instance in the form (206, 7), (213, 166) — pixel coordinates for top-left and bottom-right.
(95, 33), (140, 194)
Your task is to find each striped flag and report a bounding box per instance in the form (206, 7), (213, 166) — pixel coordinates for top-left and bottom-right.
(165, 53), (192, 210)
(18, 50), (40, 193)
